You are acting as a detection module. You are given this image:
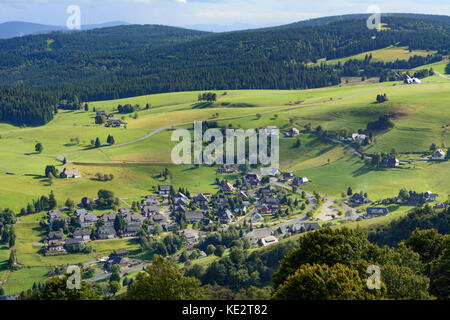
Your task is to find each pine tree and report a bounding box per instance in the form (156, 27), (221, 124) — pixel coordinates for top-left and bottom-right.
(95, 137), (101, 148)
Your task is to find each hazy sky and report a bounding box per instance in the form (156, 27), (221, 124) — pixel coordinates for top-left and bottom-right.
(0, 0), (449, 27)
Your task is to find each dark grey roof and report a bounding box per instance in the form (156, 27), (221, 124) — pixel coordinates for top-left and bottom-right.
(185, 211), (204, 221)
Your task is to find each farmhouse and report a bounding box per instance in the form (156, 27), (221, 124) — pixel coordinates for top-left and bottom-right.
(97, 226), (116, 239)
(73, 228), (91, 241)
(259, 236), (278, 247)
(105, 119), (127, 128)
(221, 182), (235, 194)
(142, 205), (160, 217)
(245, 227), (274, 245)
(181, 229), (199, 245)
(48, 210), (66, 224)
(282, 172), (294, 182)
(158, 185), (172, 196)
(366, 207), (389, 217)
(217, 164), (239, 174)
(152, 214), (168, 225)
(64, 238), (84, 251)
(219, 209), (234, 224)
(293, 177), (309, 186)
(425, 191), (439, 202)
(286, 127), (300, 137)
(174, 196), (189, 207)
(47, 239), (64, 252)
(263, 167), (281, 177)
(194, 193), (209, 206)
(142, 195), (160, 206)
(123, 212), (145, 226)
(348, 133), (367, 144)
(236, 191), (248, 201)
(46, 231), (64, 242)
(432, 149), (446, 160)
(251, 213), (262, 223)
(288, 222), (320, 234)
(349, 193), (370, 205)
(185, 211), (204, 223)
(59, 168), (82, 179)
(77, 210), (98, 227)
(381, 158), (400, 168)
(123, 224), (142, 237)
(404, 75), (422, 85)
(100, 212), (117, 226)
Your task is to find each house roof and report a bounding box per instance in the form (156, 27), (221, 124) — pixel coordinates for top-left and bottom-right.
(98, 226), (116, 235)
(78, 211), (98, 223)
(73, 228), (90, 237)
(195, 193), (209, 202)
(125, 224), (142, 233)
(48, 239), (62, 246)
(245, 227), (273, 240)
(65, 238), (83, 245)
(153, 214), (167, 223)
(185, 211), (204, 221)
(101, 212), (117, 223)
(366, 207), (389, 215)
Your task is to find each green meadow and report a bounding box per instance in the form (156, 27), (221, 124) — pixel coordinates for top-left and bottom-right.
(0, 64), (449, 295)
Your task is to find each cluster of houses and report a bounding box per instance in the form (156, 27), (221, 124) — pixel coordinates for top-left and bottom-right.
(45, 210), (91, 253)
(44, 204), (149, 253)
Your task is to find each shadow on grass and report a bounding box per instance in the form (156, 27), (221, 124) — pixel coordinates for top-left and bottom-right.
(192, 102), (214, 109)
(352, 165), (387, 177)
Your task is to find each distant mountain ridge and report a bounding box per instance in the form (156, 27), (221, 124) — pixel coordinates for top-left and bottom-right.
(0, 21), (130, 39)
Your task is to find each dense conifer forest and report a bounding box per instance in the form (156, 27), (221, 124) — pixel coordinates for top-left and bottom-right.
(0, 15), (449, 125)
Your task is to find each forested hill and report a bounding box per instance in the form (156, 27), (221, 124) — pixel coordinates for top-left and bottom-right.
(0, 15), (449, 126)
(268, 13), (450, 30)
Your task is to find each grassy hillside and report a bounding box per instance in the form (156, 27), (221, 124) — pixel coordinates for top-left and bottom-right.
(0, 67), (449, 295)
(317, 45), (437, 65)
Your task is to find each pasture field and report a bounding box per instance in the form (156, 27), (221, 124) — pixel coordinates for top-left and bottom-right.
(0, 81), (448, 211)
(317, 45), (437, 65)
(0, 70), (449, 295)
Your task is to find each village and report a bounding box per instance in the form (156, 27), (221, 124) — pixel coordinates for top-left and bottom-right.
(39, 155), (446, 280)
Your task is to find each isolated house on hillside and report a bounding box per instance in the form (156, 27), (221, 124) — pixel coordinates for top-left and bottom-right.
(59, 168), (82, 179)
(425, 191), (439, 202)
(381, 158), (399, 168)
(286, 128), (300, 137)
(293, 177), (309, 186)
(432, 149), (446, 160)
(348, 133), (367, 144)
